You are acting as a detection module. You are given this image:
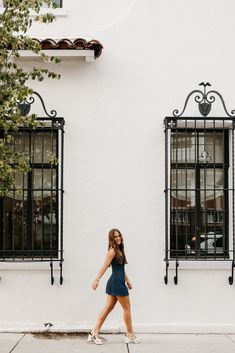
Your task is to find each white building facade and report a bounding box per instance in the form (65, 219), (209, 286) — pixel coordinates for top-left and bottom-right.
(1, 0), (235, 333)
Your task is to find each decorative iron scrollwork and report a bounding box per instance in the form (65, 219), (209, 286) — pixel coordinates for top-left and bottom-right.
(228, 260), (235, 285)
(198, 149), (212, 164)
(172, 82), (235, 118)
(18, 91), (57, 118)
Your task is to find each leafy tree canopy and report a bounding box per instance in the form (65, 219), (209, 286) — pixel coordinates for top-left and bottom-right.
(0, 0), (60, 195)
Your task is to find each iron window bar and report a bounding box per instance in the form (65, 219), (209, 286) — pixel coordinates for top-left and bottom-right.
(0, 92), (64, 285)
(164, 82), (235, 285)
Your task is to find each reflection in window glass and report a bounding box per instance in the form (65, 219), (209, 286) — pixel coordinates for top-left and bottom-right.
(0, 130), (59, 258)
(170, 130), (228, 258)
(198, 133), (223, 164)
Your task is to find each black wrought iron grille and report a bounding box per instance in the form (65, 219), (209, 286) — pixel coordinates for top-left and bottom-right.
(0, 92), (64, 284)
(170, 129), (229, 258)
(164, 83), (235, 285)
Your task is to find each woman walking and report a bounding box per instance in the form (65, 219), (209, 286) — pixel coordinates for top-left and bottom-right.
(88, 228), (140, 345)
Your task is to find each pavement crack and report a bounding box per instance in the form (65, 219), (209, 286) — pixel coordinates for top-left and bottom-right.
(126, 342), (131, 353)
(225, 334), (235, 345)
(9, 334), (25, 353)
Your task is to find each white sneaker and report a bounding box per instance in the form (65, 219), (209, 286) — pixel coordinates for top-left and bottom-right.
(125, 334), (141, 344)
(87, 331), (103, 345)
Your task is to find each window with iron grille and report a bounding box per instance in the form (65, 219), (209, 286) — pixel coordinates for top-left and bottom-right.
(164, 83), (235, 285)
(0, 92), (64, 284)
(0, 128), (57, 258)
(170, 130), (229, 258)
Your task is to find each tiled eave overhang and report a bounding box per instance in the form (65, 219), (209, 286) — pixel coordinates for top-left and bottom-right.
(14, 38), (103, 62)
(32, 38), (103, 59)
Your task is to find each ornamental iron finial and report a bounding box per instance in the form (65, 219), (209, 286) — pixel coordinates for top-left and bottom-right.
(172, 83), (235, 118)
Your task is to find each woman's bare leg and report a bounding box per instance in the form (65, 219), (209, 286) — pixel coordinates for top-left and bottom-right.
(117, 296), (133, 335)
(93, 295), (117, 334)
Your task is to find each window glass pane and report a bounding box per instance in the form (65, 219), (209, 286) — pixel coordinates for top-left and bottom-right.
(3, 173), (28, 254)
(33, 168), (56, 195)
(32, 132), (57, 164)
(10, 132), (29, 154)
(171, 132), (196, 163)
(200, 169), (224, 192)
(200, 169), (224, 255)
(171, 169), (196, 255)
(33, 169), (57, 252)
(0, 128), (59, 258)
(170, 130), (228, 259)
(10, 131), (57, 165)
(171, 169), (196, 206)
(198, 132), (223, 164)
(33, 192), (57, 252)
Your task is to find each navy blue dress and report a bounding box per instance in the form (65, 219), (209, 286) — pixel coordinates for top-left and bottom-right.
(106, 256), (129, 296)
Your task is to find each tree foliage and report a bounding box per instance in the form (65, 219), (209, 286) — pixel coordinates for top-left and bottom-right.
(0, 0), (60, 195)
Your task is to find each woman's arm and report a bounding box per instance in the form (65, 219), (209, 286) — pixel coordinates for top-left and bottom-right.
(125, 271), (133, 290)
(92, 248), (115, 290)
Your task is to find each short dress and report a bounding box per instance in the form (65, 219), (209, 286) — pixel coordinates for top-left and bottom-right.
(106, 256), (129, 296)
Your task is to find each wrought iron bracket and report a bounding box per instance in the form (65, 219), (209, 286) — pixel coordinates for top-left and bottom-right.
(49, 261), (64, 285)
(50, 261), (54, 285)
(60, 261), (63, 285)
(174, 261), (179, 285)
(164, 261), (169, 284)
(18, 91), (58, 118)
(228, 260), (235, 285)
(164, 261), (179, 284)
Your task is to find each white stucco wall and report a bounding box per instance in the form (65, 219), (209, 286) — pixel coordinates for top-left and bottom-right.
(1, 0), (235, 333)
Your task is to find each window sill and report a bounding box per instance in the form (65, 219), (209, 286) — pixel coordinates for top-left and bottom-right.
(0, 8), (68, 17)
(166, 261), (232, 270)
(0, 262), (61, 271)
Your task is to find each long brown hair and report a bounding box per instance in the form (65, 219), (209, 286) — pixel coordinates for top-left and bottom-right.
(108, 228), (127, 264)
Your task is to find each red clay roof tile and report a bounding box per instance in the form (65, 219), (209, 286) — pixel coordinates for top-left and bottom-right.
(32, 38), (103, 58)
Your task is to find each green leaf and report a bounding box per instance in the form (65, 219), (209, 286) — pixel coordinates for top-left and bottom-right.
(0, 0), (60, 195)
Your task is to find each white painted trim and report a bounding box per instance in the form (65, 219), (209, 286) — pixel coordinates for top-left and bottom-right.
(17, 50), (95, 62)
(0, 262), (61, 271)
(166, 261), (232, 270)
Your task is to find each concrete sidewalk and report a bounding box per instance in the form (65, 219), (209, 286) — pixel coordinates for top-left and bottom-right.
(1, 333), (235, 353)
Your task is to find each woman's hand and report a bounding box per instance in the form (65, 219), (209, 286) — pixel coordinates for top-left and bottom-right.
(92, 278), (99, 290)
(126, 280), (132, 290)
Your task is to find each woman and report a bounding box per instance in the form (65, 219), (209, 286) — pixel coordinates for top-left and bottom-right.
(88, 228), (140, 345)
